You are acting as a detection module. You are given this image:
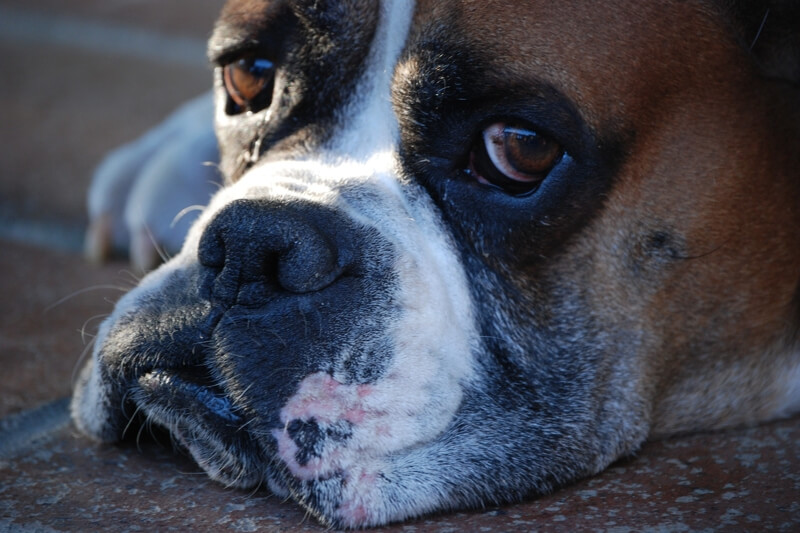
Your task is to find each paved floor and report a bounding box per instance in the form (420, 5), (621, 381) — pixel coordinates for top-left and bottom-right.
(1, 2), (798, 531)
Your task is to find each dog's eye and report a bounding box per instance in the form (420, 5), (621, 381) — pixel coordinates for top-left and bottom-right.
(468, 123), (564, 195)
(223, 56), (276, 114)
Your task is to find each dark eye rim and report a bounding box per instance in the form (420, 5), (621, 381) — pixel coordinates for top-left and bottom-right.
(466, 119), (566, 197)
(222, 56), (277, 115)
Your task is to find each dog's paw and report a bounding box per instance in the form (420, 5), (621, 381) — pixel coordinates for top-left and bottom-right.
(85, 91), (221, 271)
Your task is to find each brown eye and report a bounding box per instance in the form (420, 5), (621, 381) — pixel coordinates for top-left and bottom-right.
(469, 122), (564, 195)
(223, 57), (276, 114)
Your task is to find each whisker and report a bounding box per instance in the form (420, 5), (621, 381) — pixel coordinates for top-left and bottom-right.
(750, 8), (770, 50)
(135, 420), (149, 453)
(244, 476), (267, 499)
(79, 313), (109, 343)
(142, 224), (171, 265)
(70, 338), (97, 388)
(118, 268), (143, 285)
(44, 284), (129, 312)
(236, 416), (258, 433)
(172, 205), (206, 228)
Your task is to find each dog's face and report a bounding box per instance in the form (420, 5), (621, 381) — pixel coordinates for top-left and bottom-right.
(73, 0), (799, 528)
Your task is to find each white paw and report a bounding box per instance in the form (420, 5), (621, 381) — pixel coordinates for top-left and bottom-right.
(85, 91), (221, 271)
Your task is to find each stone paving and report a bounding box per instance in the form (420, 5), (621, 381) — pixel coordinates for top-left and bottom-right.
(1, 1), (798, 531)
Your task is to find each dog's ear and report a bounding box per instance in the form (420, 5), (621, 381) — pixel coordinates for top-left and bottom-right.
(717, 0), (800, 83)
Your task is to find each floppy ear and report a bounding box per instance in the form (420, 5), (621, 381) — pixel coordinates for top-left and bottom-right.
(718, 0), (800, 83)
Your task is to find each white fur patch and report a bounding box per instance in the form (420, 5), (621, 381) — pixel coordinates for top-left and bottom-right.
(195, 152), (478, 490)
(203, 0), (476, 516)
(74, 0), (479, 524)
(332, 0), (415, 158)
(71, 357), (111, 440)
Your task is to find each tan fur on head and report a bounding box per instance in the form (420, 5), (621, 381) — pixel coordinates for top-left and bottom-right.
(423, 0), (800, 435)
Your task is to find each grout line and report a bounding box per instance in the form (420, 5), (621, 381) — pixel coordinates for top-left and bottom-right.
(0, 5), (209, 69)
(0, 398), (71, 460)
(0, 213), (85, 253)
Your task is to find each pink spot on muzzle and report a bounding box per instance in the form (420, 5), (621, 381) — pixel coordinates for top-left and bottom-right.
(282, 373), (343, 423)
(274, 372), (376, 480)
(338, 501), (369, 526)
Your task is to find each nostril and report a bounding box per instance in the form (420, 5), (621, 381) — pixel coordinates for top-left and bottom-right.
(197, 199), (352, 298)
(276, 234), (339, 293)
(198, 232), (226, 269)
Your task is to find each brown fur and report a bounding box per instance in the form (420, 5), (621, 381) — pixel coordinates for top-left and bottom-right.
(410, 0), (800, 435)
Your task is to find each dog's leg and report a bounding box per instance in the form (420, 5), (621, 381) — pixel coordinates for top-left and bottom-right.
(85, 91), (220, 271)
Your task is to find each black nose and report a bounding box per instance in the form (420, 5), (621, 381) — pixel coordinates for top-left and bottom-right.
(198, 199), (353, 303)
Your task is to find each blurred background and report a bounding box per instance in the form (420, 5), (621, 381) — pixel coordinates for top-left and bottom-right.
(0, 0), (222, 249)
(0, 0), (222, 422)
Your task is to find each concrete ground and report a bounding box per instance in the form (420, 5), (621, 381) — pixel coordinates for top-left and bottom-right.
(0, 1), (798, 531)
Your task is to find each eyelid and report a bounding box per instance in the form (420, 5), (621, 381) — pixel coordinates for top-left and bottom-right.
(208, 5), (297, 67)
(211, 42), (268, 67)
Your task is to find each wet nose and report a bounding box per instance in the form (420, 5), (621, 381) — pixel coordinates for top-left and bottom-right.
(198, 199), (352, 303)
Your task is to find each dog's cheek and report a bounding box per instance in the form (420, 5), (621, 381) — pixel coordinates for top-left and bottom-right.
(71, 357), (117, 442)
(70, 298), (131, 443)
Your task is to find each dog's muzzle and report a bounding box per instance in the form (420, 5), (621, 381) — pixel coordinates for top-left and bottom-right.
(72, 167), (477, 525)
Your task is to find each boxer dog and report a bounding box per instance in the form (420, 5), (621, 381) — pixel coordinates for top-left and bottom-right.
(72, 0), (800, 528)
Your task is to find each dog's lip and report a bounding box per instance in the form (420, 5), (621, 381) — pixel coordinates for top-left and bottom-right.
(137, 369), (242, 424)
